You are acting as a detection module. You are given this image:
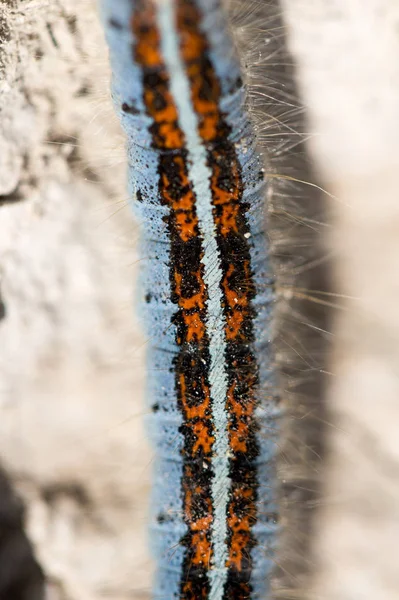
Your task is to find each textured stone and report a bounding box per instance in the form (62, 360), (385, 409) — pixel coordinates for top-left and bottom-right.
(0, 2), (151, 598)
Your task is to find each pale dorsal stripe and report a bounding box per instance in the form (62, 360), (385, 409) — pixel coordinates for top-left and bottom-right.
(156, 1), (231, 598)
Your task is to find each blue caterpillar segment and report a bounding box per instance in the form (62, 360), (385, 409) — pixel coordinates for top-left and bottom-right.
(99, 0), (279, 598)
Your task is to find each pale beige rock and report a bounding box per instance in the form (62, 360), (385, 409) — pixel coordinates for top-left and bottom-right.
(0, 1), (151, 598)
(281, 1), (399, 599)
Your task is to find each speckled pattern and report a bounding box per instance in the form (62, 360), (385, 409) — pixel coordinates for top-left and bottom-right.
(99, 0), (279, 598)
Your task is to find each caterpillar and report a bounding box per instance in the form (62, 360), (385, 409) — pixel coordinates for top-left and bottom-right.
(99, 0), (279, 598)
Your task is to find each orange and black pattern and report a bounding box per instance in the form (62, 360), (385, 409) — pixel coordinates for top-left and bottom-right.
(102, 0), (276, 597)
(176, 1), (261, 597)
(132, 2), (215, 597)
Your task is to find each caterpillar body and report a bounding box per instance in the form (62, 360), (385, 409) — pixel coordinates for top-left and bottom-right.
(99, 0), (279, 598)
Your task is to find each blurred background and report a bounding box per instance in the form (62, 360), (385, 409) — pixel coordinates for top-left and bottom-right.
(0, 1), (152, 598)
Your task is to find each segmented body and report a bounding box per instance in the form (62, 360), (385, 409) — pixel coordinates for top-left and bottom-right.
(99, 1), (279, 598)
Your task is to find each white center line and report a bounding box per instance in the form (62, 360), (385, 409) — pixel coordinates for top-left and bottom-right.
(156, 1), (231, 598)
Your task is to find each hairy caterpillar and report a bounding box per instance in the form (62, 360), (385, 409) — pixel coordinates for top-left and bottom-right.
(99, 0), (279, 598)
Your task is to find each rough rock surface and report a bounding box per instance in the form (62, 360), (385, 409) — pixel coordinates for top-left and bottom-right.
(0, 1), (151, 598)
(282, 1), (399, 599)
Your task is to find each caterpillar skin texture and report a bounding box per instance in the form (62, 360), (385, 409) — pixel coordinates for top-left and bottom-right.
(99, 0), (279, 598)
